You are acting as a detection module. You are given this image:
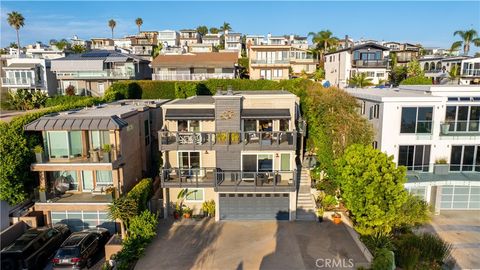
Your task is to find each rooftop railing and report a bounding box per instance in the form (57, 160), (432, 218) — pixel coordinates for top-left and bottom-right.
(56, 69), (135, 79)
(353, 59), (388, 67)
(152, 73), (235, 81)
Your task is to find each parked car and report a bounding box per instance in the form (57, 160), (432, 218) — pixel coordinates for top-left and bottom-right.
(0, 224), (71, 270)
(52, 228), (111, 269)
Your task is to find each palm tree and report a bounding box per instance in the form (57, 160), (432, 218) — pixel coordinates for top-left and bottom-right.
(451, 29), (480, 55)
(219, 22), (232, 33)
(308, 30), (339, 59)
(7, 11), (25, 57)
(348, 73), (374, 88)
(108, 19), (116, 39)
(135, 18), (143, 34)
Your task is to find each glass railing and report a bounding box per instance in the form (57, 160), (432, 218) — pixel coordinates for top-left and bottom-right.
(353, 59), (388, 67)
(1, 77), (37, 86)
(461, 69), (480, 76)
(37, 147), (119, 164)
(152, 73), (234, 81)
(160, 167), (217, 187)
(440, 121), (480, 135)
(56, 69), (135, 79)
(251, 59), (290, 65)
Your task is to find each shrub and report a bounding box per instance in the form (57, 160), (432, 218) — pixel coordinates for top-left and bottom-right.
(202, 200), (216, 217)
(6, 89), (48, 110)
(45, 95), (91, 107)
(65, 85), (76, 96)
(360, 232), (394, 254)
(321, 194), (337, 210)
(315, 179), (337, 196)
(400, 76), (432, 85)
(127, 178), (153, 212)
(128, 210), (158, 241)
(372, 248), (395, 270)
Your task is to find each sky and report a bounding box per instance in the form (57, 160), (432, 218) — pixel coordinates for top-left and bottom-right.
(1, 1), (480, 54)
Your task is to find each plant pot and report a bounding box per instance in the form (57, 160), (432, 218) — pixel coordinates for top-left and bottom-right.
(183, 213), (191, 219)
(173, 211), (180, 219)
(35, 153), (44, 163)
(434, 164), (449, 175)
(103, 152), (111, 163)
(440, 123), (450, 135)
(317, 216), (323, 223)
(332, 215), (342, 224)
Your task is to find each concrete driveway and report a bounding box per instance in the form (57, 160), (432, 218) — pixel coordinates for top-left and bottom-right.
(420, 211), (480, 270)
(135, 219), (369, 270)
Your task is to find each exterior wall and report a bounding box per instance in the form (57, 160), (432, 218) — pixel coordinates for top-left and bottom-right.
(291, 62), (317, 74)
(249, 66), (289, 80)
(164, 187), (216, 215)
(353, 67), (388, 86)
(324, 51), (350, 88)
(214, 96), (242, 131)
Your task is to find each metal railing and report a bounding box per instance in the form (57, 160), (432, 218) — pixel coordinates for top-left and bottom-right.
(152, 73), (235, 81)
(461, 69), (480, 76)
(353, 59), (388, 67)
(1, 77), (38, 87)
(37, 148), (119, 164)
(251, 59), (290, 65)
(440, 121), (480, 135)
(404, 163), (480, 174)
(160, 167), (297, 191)
(56, 69), (135, 79)
(159, 131), (297, 150)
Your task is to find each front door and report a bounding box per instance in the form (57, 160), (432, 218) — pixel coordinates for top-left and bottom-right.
(98, 83), (105, 95)
(82, 171), (94, 192)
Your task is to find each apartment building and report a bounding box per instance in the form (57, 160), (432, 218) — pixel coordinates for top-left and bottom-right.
(248, 45), (317, 80)
(51, 51), (151, 96)
(1, 57), (58, 96)
(24, 100), (167, 231)
(324, 42), (390, 88)
(25, 43), (66, 60)
(419, 55), (470, 84)
(158, 30), (180, 48)
(460, 57), (480, 85)
(179, 29), (200, 46)
(158, 90), (302, 220)
(345, 85), (480, 213)
(151, 52), (238, 81)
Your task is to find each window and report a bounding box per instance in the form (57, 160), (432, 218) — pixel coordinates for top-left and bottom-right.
(445, 106), (480, 132)
(90, 131), (110, 150)
(178, 120), (200, 132)
(273, 69), (283, 78)
(280, 153), (290, 171)
(360, 101), (366, 115)
(51, 171), (78, 190)
(244, 120), (257, 132)
(96, 171), (113, 187)
(185, 188), (204, 202)
(372, 141), (378, 149)
(258, 154), (273, 171)
(450, 145), (480, 172)
(178, 152), (200, 169)
(279, 119), (289, 131)
(369, 104), (380, 119)
(400, 107), (433, 133)
(398, 145), (431, 171)
(366, 72), (375, 77)
(242, 154), (274, 172)
(407, 187), (427, 200)
(144, 120), (150, 145)
(376, 72), (385, 78)
(47, 131), (83, 158)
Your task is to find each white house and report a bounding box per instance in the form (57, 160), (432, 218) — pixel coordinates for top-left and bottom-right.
(158, 30), (180, 47)
(345, 85), (480, 213)
(460, 57), (480, 85)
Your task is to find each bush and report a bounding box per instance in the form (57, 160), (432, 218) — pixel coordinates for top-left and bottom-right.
(6, 89), (48, 110)
(400, 76), (432, 85)
(360, 232), (394, 254)
(45, 95), (93, 107)
(372, 248), (395, 270)
(127, 178), (153, 211)
(202, 200), (216, 217)
(315, 179), (337, 196)
(321, 194), (337, 210)
(128, 210), (158, 241)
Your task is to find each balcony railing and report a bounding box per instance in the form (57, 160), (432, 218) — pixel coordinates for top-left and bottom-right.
(159, 131), (297, 150)
(353, 59), (388, 67)
(440, 121), (480, 136)
(461, 69), (480, 77)
(160, 167), (297, 191)
(56, 69), (135, 79)
(35, 148), (120, 164)
(1, 77), (38, 87)
(152, 73), (235, 81)
(251, 59), (290, 65)
(404, 163), (480, 174)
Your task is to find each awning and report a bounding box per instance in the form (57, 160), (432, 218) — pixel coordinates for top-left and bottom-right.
(24, 116), (128, 131)
(241, 109), (291, 119)
(165, 109), (215, 120)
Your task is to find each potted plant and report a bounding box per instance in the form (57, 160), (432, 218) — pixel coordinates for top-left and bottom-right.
(102, 144), (112, 162)
(332, 212), (342, 224)
(230, 132), (240, 144)
(33, 145), (44, 163)
(434, 158), (449, 175)
(316, 207), (324, 223)
(105, 186), (115, 200)
(173, 203), (182, 219)
(38, 186), (47, 202)
(440, 123), (450, 135)
(182, 206), (192, 218)
(202, 200), (216, 217)
(216, 132), (228, 144)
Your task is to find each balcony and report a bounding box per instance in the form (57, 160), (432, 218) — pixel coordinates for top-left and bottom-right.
(439, 121), (480, 139)
(31, 149), (122, 171)
(158, 131), (297, 151)
(353, 59), (388, 68)
(160, 167), (297, 191)
(1, 77), (39, 87)
(55, 69), (135, 79)
(250, 59), (290, 66)
(461, 69), (480, 77)
(152, 73), (235, 81)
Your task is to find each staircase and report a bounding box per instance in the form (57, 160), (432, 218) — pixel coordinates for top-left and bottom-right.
(296, 168), (317, 221)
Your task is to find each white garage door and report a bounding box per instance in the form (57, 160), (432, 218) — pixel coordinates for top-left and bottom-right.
(51, 211), (116, 232)
(440, 185), (480, 209)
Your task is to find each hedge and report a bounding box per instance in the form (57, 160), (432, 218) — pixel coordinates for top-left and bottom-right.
(127, 178), (153, 212)
(400, 76), (432, 85)
(45, 95), (93, 107)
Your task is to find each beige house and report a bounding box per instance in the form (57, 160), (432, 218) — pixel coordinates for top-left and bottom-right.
(91, 38), (115, 50)
(51, 51), (151, 96)
(24, 100), (167, 232)
(179, 29), (200, 46)
(159, 91), (302, 220)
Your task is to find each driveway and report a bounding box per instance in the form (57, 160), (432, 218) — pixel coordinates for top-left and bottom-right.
(420, 211), (480, 270)
(135, 219), (369, 270)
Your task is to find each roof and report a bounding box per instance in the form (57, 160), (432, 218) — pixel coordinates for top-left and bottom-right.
(52, 50), (147, 62)
(241, 109), (291, 119)
(4, 63), (39, 69)
(151, 52), (238, 68)
(343, 88), (445, 103)
(165, 108), (215, 120)
(325, 42), (390, 56)
(168, 96), (215, 105)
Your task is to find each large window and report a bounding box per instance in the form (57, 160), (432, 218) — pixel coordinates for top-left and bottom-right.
(280, 153), (291, 171)
(398, 145), (431, 171)
(51, 171), (78, 191)
(47, 131), (82, 159)
(178, 120), (199, 132)
(178, 151), (200, 169)
(445, 106), (480, 132)
(400, 107), (433, 133)
(90, 131), (110, 150)
(450, 145), (480, 172)
(185, 188), (204, 202)
(242, 154), (274, 172)
(96, 171), (113, 187)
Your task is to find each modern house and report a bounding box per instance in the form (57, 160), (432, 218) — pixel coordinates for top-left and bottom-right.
(460, 57), (480, 85)
(25, 43), (66, 60)
(1, 57), (58, 96)
(130, 31), (158, 60)
(419, 55), (470, 84)
(71, 35), (92, 50)
(289, 35), (309, 50)
(223, 30), (242, 57)
(51, 51), (151, 96)
(158, 30), (180, 48)
(91, 38), (115, 50)
(324, 42), (390, 88)
(345, 85), (480, 213)
(248, 45), (317, 80)
(201, 33), (221, 47)
(179, 29), (200, 46)
(151, 52), (238, 81)
(24, 100), (168, 232)
(384, 42), (420, 66)
(158, 90), (302, 220)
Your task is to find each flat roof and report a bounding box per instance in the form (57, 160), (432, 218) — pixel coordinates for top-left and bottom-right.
(168, 96), (215, 105)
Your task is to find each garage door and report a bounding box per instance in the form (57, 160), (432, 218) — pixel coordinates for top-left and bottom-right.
(219, 193), (289, 220)
(51, 211), (117, 232)
(440, 185), (480, 209)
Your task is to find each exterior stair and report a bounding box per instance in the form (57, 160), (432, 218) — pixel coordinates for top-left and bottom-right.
(296, 168), (317, 221)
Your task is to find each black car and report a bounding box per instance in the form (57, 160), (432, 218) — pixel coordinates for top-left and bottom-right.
(0, 224), (71, 270)
(52, 228), (111, 269)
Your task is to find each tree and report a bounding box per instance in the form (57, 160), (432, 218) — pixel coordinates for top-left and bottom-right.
(108, 19), (116, 39)
(196, 25), (208, 36)
(313, 67), (325, 81)
(71, 44), (86, 54)
(389, 66), (407, 86)
(7, 11), (25, 57)
(396, 194), (431, 231)
(475, 52), (480, 58)
(406, 59), (424, 77)
(108, 197), (138, 239)
(334, 144), (408, 235)
(219, 22), (232, 32)
(448, 64), (460, 84)
(152, 44), (162, 58)
(135, 17), (143, 33)
(308, 30), (338, 59)
(348, 73), (374, 88)
(209, 27), (220, 34)
(9, 42), (18, 49)
(53, 39), (70, 51)
(452, 29), (480, 55)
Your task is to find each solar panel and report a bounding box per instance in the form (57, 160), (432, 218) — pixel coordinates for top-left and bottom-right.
(82, 52), (110, 58)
